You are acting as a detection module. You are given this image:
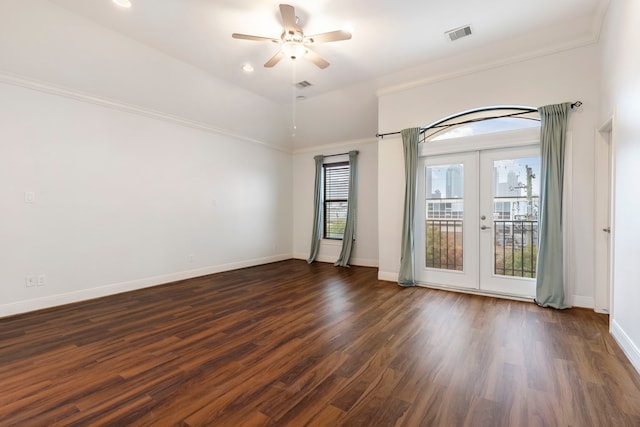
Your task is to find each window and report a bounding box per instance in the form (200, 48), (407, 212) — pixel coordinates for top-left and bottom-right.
(427, 201), (464, 219)
(421, 107), (540, 143)
(323, 161), (349, 239)
(493, 201), (511, 220)
(430, 116), (540, 141)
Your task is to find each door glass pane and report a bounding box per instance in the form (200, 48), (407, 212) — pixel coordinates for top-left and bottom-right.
(425, 164), (463, 271)
(492, 157), (540, 277)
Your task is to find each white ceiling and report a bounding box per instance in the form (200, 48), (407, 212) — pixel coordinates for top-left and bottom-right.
(48, 0), (609, 105)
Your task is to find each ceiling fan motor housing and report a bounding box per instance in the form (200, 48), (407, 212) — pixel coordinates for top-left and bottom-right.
(283, 29), (304, 43)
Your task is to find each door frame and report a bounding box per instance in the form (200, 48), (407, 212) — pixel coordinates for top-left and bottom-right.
(416, 128), (540, 298)
(594, 116), (616, 314)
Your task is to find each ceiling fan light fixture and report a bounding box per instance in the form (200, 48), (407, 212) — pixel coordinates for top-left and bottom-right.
(281, 41), (307, 60)
(241, 64), (254, 73)
(112, 0), (132, 8)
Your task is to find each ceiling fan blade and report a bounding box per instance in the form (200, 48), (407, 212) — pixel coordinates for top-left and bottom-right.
(279, 4), (298, 36)
(305, 48), (330, 69)
(305, 30), (352, 44)
(232, 33), (279, 43)
(264, 51), (286, 68)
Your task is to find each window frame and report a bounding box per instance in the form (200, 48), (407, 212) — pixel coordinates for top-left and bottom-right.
(323, 161), (350, 240)
(420, 106), (540, 143)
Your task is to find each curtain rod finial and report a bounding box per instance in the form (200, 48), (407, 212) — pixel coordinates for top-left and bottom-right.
(571, 101), (582, 109)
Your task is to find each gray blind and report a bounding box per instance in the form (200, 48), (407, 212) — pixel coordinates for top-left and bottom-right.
(324, 162), (350, 239)
(325, 163), (349, 200)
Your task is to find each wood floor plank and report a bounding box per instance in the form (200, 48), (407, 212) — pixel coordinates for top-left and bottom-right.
(1, 259), (639, 426)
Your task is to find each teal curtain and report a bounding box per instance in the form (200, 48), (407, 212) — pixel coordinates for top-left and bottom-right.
(335, 151), (359, 267)
(398, 128), (420, 286)
(535, 103), (571, 309)
(307, 155), (324, 263)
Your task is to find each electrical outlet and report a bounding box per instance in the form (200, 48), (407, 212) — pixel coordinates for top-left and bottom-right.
(25, 276), (36, 287)
(37, 274), (46, 287)
(24, 191), (35, 204)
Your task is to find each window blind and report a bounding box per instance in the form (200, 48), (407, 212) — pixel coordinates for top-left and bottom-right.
(324, 162), (350, 239)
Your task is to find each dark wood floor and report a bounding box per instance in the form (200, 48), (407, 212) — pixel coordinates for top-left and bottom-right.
(1, 260), (639, 426)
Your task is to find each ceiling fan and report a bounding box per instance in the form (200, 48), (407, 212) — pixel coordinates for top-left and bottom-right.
(232, 4), (352, 69)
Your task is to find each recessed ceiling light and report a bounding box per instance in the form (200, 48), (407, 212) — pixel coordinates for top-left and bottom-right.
(241, 64), (254, 73)
(113, 0), (132, 8)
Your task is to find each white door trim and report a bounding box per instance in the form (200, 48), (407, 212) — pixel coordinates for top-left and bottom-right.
(594, 116), (616, 314)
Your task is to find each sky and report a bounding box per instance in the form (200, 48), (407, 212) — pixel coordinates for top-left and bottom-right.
(427, 156), (540, 199)
(431, 116), (540, 141)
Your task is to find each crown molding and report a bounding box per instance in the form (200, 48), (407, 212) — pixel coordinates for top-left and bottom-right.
(591, 0), (612, 44)
(376, 34), (600, 99)
(292, 137), (377, 155)
(0, 70), (291, 154)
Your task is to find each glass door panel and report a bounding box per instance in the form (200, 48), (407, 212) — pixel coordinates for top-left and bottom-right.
(479, 147), (540, 297)
(425, 163), (464, 271)
(416, 152), (478, 289)
(416, 147), (540, 298)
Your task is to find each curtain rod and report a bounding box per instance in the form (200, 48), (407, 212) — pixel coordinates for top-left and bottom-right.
(375, 101), (583, 139)
(323, 152), (350, 158)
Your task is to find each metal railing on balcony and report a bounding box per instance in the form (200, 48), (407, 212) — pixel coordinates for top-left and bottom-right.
(494, 220), (538, 278)
(425, 219), (538, 277)
(426, 220), (463, 271)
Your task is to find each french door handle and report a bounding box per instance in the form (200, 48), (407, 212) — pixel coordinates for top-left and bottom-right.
(480, 225), (491, 230)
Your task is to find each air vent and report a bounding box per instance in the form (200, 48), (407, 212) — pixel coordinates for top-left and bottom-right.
(445, 25), (472, 42)
(295, 80), (312, 89)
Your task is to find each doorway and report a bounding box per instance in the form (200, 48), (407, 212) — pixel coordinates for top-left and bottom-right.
(594, 118), (615, 314)
(416, 144), (540, 298)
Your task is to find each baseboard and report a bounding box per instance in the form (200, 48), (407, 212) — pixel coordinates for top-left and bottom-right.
(0, 254), (292, 319)
(292, 253), (379, 268)
(375, 274), (594, 305)
(378, 271), (398, 282)
(418, 282), (535, 303)
(570, 295), (595, 309)
(610, 319), (640, 375)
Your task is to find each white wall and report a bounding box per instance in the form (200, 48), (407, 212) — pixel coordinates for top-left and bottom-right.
(0, 0), (290, 150)
(292, 82), (379, 150)
(599, 0), (640, 373)
(0, 84), (292, 316)
(0, 0), (296, 317)
(292, 141), (378, 267)
(377, 44), (601, 306)
(0, 82), (292, 317)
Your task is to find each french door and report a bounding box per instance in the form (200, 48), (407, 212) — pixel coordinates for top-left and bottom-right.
(415, 146), (540, 298)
